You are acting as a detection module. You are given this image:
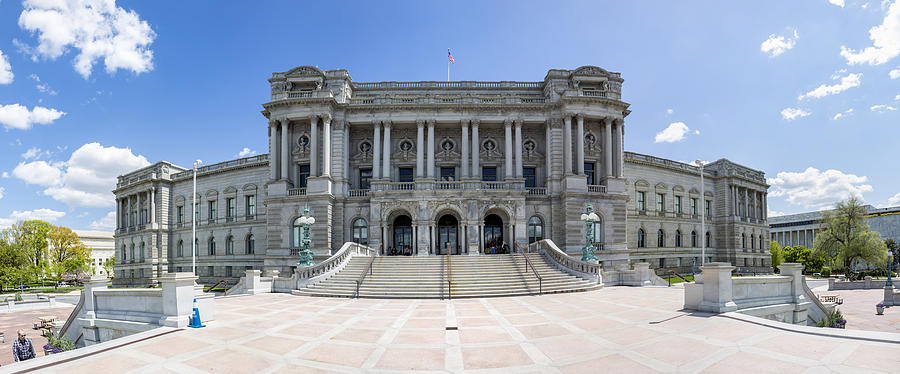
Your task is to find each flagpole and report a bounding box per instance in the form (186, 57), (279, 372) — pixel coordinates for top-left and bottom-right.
(447, 60), (450, 82)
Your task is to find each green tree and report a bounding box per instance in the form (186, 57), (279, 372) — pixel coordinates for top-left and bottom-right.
(0, 240), (31, 291)
(770, 241), (784, 268)
(47, 226), (92, 281)
(813, 198), (887, 273)
(886, 239), (898, 266)
(103, 256), (116, 278)
(6, 220), (53, 269)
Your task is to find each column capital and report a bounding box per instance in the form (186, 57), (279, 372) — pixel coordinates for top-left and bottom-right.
(308, 114), (318, 122)
(382, 119), (392, 128)
(513, 119), (523, 127)
(279, 117), (291, 125)
(416, 119), (425, 127)
(426, 119), (436, 127)
(372, 119), (381, 128)
(564, 113), (576, 120)
(471, 119), (480, 127)
(575, 113), (584, 121)
(504, 119), (513, 127)
(320, 113), (332, 123)
(459, 119), (470, 128)
(268, 119), (278, 127)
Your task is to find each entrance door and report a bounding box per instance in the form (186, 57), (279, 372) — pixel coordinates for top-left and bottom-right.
(483, 214), (504, 254)
(438, 215), (458, 255)
(392, 215), (413, 255)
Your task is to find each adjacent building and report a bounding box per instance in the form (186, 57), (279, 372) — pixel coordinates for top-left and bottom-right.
(769, 205), (900, 248)
(112, 65), (770, 286)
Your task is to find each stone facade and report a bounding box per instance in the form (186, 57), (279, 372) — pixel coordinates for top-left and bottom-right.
(112, 65), (771, 286)
(73, 230), (115, 278)
(769, 205), (900, 250)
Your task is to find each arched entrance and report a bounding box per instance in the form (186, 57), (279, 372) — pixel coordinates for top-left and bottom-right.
(392, 215), (413, 256)
(484, 214), (505, 254)
(437, 214), (459, 255)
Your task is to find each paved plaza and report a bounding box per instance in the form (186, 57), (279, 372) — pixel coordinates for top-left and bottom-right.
(8, 286), (899, 373)
(0, 304), (75, 367)
(811, 286), (900, 333)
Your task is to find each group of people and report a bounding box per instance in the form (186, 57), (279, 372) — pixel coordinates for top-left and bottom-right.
(485, 241), (510, 255)
(388, 245), (413, 256)
(386, 242), (513, 255)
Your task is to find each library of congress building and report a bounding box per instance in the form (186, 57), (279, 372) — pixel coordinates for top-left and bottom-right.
(112, 65), (771, 286)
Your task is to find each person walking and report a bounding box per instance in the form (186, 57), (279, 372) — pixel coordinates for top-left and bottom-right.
(12, 330), (36, 362)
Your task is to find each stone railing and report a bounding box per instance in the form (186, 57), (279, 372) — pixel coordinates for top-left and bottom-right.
(116, 173), (153, 189)
(828, 276), (890, 290)
(482, 181), (520, 190)
(526, 187), (547, 196)
(288, 187), (307, 196)
(294, 242), (378, 289)
(353, 81), (543, 89)
(527, 239), (600, 283)
(171, 154), (269, 179)
(348, 189), (369, 197)
(684, 263), (824, 325)
(270, 90), (334, 101)
(435, 181), (463, 190)
(588, 185), (607, 193)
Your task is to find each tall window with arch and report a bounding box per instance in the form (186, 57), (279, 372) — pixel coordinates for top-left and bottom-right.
(292, 218), (302, 247)
(637, 228), (645, 248)
(675, 230), (682, 247)
(691, 230), (698, 247)
(208, 237), (216, 256)
(177, 240), (183, 257)
(226, 235), (234, 255)
(742, 234), (747, 249)
(527, 216), (543, 243)
(657, 229), (665, 247)
(353, 218), (368, 245)
(246, 234), (255, 254)
(706, 231), (711, 247)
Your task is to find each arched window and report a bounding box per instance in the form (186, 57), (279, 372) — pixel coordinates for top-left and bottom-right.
(691, 231), (698, 247)
(208, 237), (216, 256)
(130, 245), (135, 262)
(675, 230), (682, 247)
(528, 216), (543, 243)
(292, 217), (303, 248)
(246, 234), (255, 254)
(122, 245), (127, 262)
(352, 218), (368, 245)
(140, 242), (145, 259)
(741, 234), (747, 249)
(657, 229), (665, 247)
(225, 235), (234, 255)
(759, 235), (764, 249)
(751, 235), (756, 250)
(592, 216), (603, 243)
(177, 240), (183, 257)
(637, 229), (645, 248)
(705, 231), (711, 247)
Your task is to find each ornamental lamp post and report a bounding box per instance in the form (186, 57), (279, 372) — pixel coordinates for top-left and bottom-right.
(191, 159), (202, 275)
(580, 204), (600, 263)
(296, 206), (316, 267)
(887, 250), (894, 288)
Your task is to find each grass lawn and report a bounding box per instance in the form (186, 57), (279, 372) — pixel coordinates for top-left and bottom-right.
(661, 275), (694, 285)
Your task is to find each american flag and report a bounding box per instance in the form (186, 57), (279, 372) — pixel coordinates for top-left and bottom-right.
(448, 49), (455, 64)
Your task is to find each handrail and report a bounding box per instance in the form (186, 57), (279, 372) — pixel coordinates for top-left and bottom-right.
(445, 253), (452, 300)
(205, 279), (228, 292)
(297, 242), (376, 279)
(355, 247), (379, 298)
(517, 243), (543, 294)
(527, 239), (601, 282)
(667, 271), (690, 287)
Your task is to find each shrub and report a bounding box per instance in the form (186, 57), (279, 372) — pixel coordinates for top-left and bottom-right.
(816, 308), (846, 328)
(14, 292), (23, 302)
(821, 266), (831, 277)
(45, 330), (76, 352)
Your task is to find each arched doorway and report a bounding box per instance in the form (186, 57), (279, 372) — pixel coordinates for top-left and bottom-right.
(484, 214), (505, 254)
(392, 215), (413, 256)
(437, 214), (459, 255)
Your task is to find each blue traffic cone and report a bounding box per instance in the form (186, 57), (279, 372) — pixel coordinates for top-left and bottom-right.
(188, 298), (205, 328)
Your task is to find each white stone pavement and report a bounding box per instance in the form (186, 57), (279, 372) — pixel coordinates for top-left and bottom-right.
(4, 286), (899, 373)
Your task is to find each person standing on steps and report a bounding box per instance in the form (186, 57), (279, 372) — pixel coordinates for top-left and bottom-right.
(12, 330), (36, 362)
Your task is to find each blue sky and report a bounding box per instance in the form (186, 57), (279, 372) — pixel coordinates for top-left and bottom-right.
(0, 0), (898, 231)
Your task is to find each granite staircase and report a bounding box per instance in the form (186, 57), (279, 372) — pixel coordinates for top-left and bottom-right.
(292, 253), (601, 298)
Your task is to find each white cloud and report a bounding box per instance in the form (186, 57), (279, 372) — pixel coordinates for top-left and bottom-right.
(767, 208), (788, 218)
(237, 147), (256, 157)
(832, 108), (854, 120)
(666, 108), (674, 115)
(28, 74), (57, 95)
(890, 67), (900, 78)
(1, 172), (8, 178)
(896, 94), (900, 100)
(654, 122), (693, 143)
(21, 147), (52, 160)
(871, 104), (897, 112)
(888, 192), (900, 206)
(798, 73), (862, 100)
(829, 0), (845, 7)
(780, 107), (811, 120)
(46, 143), (150, 207)
(0, 187), (4, 200)
(89, 211), (116, 230)
(0, 49), (12, 84)
(767, 167), (873, 209)
(761, 28), (799, 57)
(0, 208), (66, 229)
(0, 104), (66, 130)
(12, 160), (63, 186)
(840, 0), (900, 65)
(17, 0), (157, 79)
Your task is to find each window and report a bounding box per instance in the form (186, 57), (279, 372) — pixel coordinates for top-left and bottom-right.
(691, 198), (698, 215)
(527, 216), (543, 243)
(637, 192), (646, 211)
(176, 206), (184, 224)
(398, 167), (414, 182)
(246, 234), (255, 254)
(637, 229), (645, 248)
(194, 202), (200, 222)
(140, 242), (145, 259)
(675, 230), (682, 247)
(440, 167), (456, 181)
(656, 193), (665, 212)
(226, 198), (235, 218)
(751, 235), (756, 249)
(352, 218), (368, 245)
(208, 237), (216, 256)
(482, 167), (497, 181)
(706, 231), (711, 247)
(585, 163), (595, 185)
(246, 195), (256, 217)
(658, 258), (665, 269)
(130, 245), (134, 261)
(691, 231), (698, 247)
(675, 196), (682, 213)
(742, 234), (747, 249)
(705, 200), (712, 217)
(299, 164), (310, 188)
(225, 266), (233, 278)
(292, 217), (303, 247)
(743, 258), (748, 267)
(208, 200), (217, 223)
(523, 168), (536, 188)
(657, 229), (665, 247)
(207, 266), (214, 277)
(177, 240), (184, 257)
(226, 236), (234, 255)
(359, 168), (372, 190)
(677, 257), (683, 267)
(122, 245), (127, 262)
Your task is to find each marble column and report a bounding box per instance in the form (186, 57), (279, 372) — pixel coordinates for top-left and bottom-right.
(504, 120), (513, 179)
(268, 121), (277, 180)
(743, 188), (748, 219)
(382, 120), (391, 179)
(281, 119), (290, 181)
(427, 120), (436, 178)
(416, 120), (425, 178)
(471, 120), (480, 179)
(576, 114), (584, 175)
(343, 126), (350, 182)
(616, 119), (625, 177)
(514, 120), (523, 178)
(461, 120), (469, 178)
(309, 115), (318, 178)
(763, 192), (768, 220)
(563, 115), (573, 175)
(137, 192), (142, 225)
(372, 121), (382, 179)
(116, 198), (121, 229)
(604, 118), (613, 178)
(322, 115), (332, 177)
(150, 188), (155, 224)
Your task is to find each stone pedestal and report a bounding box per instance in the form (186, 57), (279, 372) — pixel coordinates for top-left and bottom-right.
(562, 174), (587, 192)
(306, 176), (333, 195)
(159, 272), (199, 328)
(267, 180), (291, 197)
(885, 286), (896, 306)
(697, 262), (738, 313)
